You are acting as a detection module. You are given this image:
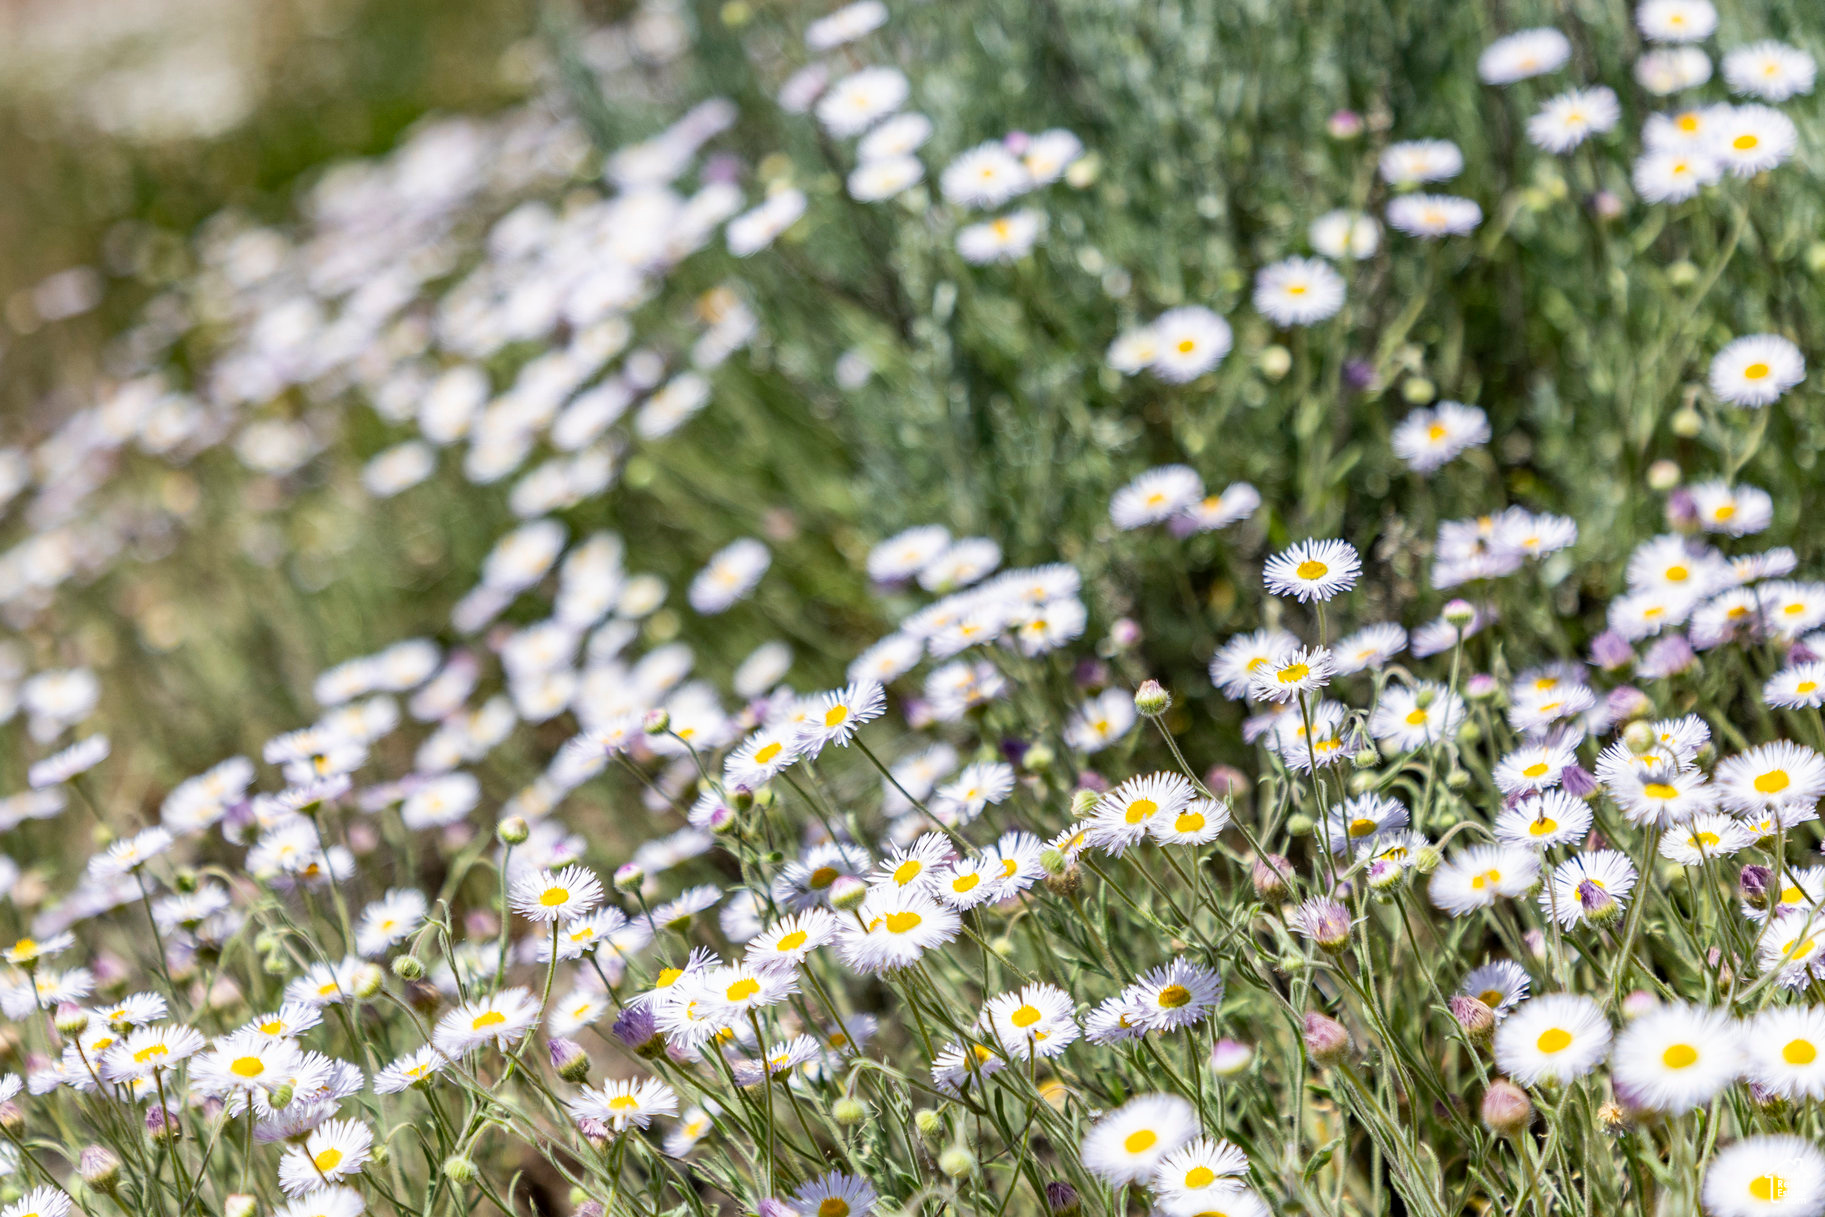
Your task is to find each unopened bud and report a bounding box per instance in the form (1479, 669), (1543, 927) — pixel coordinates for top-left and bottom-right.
(1070, 788), (1099, 818)
(1577, 879), (1623, 927)
(938, 1146), (975, 1177)
(913, 1108), (943, 1139)
(642, 708), (670, 735)
(79, 1145), (121, 1193)
(1258, 344), (1292, 381)
(352, 964), (384, 1000)
(1045, 1181), (1081, 1217)
(1210, 1039), (1254, 1076)
(1293, 898), (1353, 952)
(392, 955), (425, 981)
(146, 1104), (183, 1143)
(224, 1196), (257, 1217)
(1351, 749), (1380, 769)
(1443, 599), (1475, 627)
(611, 1005), (664, 1058)
(0, 1102), (22, 1135)
(1285, 813), (1315, 837)
(1481, 1080), (1533, 1135)
(1023, 743), (1055, 773)
(1740, 864), (1773, 907)
(1413, 845), (1443, 874)
(1133, 680), (1171, 717)
(550, 1037), (591, 1083)
(1450, 995), (1496, 1044)
(729, 785), (755, 813)
(829, 875), (868, 911)
(1303, 1012), (1351, 1064)
(1252, 855), (1292, 900)
(1622, 720), (1656, 755)
(268, 1083), (295, 1111)
(1402, 376), (1435, 405)
(613, 862), (644, 892)
(497, 816), (530, 846)
(831, 1097), (867, 1125)
(443, 1155), (477, 1184)
(54, 1005), (90, 1038)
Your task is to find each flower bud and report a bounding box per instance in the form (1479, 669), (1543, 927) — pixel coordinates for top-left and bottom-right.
(1481, 1080), (1533, 1135)
(1351, 748), (1380, 769)
(1285, 813), (1315, 837)
(54, 1005), (90, 1038)
(1327, 110), (1364, 139)
(1577, 879), (1623, 927)
(1258, 345), (1293, 381)
(612, 1005), (664, 1058)
(1133, 680), (1171, 717)
(1045, 1181), (1081, 1217)
(79, 1145), (121, 1193)
(613, 862), (645, 893)
(913, 1108), (943, 1139)
(1621, 990), (1659, 1021)
(1252, 854), (1293, 900)
(1292, 898), (1353, 953)
(443, 1156), (477, 1183)
(146, 1104), (183, 1143)
(938, 1146), (975, 1177)
(392, 955), (425, 981)
(1622, 720), (1656, 755)
(0, 1103), (22, 1135)
(1022, 743), (1055, 773)
(1209, 1039), (1254, 1076)
(829, 875), (868, 911)
(497, 816), (530, 846)
(1402, 376), (1435, 405)
(1303, 1012), (1351, 1065)
(550, 1037), (591, 1083)
(352, 964), (384, 1000)
(831, 1097), (867, 1125)
(1108, 618), (1142, 650)
(1740, 864), (1774, 908)
(268, 1083), (295, 1110)
(1442, 599), (1475, 627)
(1412, 844), (1443, 874)
(225, 1196), (257, 1217)
(1069, 788), (1100, 818)
(1449, 995), (1496, 1044)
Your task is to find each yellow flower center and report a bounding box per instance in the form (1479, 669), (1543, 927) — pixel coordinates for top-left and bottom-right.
(1176, 339), (1196, 354)
(1295, 559), (1329, 580)
(133, 1043), (170, 1064)
(1174, 812), (1206, 834)
(1661, 1043), (1698, 1069)
(1276, 663), (1310, 684)
(1011, 1004), (1043, 1028)
(1157, 984), (1192, 1009)
(1536, 1028), (1572, 1054)
(1664, 565), (1688, 582)
(655, 967), (684, 987)
(230, 1056), (266, 1078)
(1755, 770), (1791, 795)
(823, 705), (850, 728)
(1426, 423), (1447, 441)
(1643, 783), (1678, 800)
(1734, 134), (1760, 151)
(314, 1148), (343, 1172)
(1348, 818), (1377, 838)
(608, 1095), (640, 1111)
(1785, 1039), (1818, 1065)
(472, 1010), (507, 1029)
(755, 742), (783, 764)
(1125, 797), (1159, 824)
(726, 978), (760, 1002)
(1522, 762), (1549, 778)
(951, 872), (980, 893)
(819, 1199), (851, 1217)
(1529, 818), (1559, 837)
(540, 887), (570, 907)
(1478, 989), (1505, 1007)
(1404, 708), (1428, 726)
(1124, 1129), (1159, 1154)
(884, 911), (922, 933)
(1751, 1175), (1788, 1202)
(809, 866), (840, 889)
(1471, 869), (1501, 890)
(1694, 832), (1720, 848)
(776, 930), (808, 952)
(1184, 1166), (1217, 1188)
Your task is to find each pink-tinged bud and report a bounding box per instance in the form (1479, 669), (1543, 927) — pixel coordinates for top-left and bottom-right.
(1449, 995), (1495, 1044)
(1109, 618), (1142, 650)
(574, 1204), (605, 1217)
(829, 875), (868, 911)
(1589, 630), (1635, 672)
(1044, 1181), (1081, 1217)
(1638, 636), (1696, 680)
(549, 1037), (590, 1083)
(1303, 1012), (1351, 1064)
(1465, 673), (1499, 700)
(1577, 879), (1622, 926)
(1290, 897), (1353, 952)
(641, 707), (670, 735)
(80, 1145), (122, 1192)
(1560, 764), (1599, 798)
(613, 862), (645, 892)
(1210, 1038), (1254, 1076)
(1442, 599), (1475, 627)
(1205, 765), (1251, 799)
(1327, 110), (1364, 139)
(146, 1104), (182, 1143)
(1740, 864), (1773, 908)
(1621, 990), (1659, 1021)
(1481, 1080), (1533, 1135)
(1252, 854), (1293, 900)
(611, 1005), (663, 1057)
(1606, 686), (1653, 721)
(1665, 487), (1699, 530)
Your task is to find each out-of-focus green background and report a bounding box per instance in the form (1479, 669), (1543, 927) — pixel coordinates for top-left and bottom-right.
(0, 0), (532, 433)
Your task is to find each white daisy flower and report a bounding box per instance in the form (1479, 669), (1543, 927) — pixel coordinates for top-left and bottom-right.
(1493, 993), (1612, 1085)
